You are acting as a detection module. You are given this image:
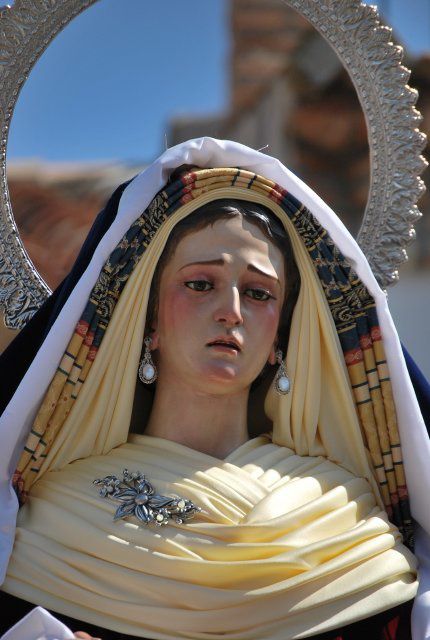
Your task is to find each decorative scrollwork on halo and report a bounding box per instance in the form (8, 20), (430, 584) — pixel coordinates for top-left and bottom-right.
(0, 0), (427, 329)
(0, 0), (98, 330)
(284, 0), (427, 286)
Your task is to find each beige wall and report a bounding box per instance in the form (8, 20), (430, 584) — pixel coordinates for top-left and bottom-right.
(0, 312), (19, 354)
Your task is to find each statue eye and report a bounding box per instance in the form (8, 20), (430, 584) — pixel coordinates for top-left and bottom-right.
(245, 288), (273, 301)
(185, 280), (213, 292)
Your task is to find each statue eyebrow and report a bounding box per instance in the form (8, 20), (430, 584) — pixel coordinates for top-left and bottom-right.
(179, 259), (280, 284)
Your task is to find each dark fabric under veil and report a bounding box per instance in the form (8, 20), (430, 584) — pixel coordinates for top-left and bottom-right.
(0, 591), (414, 640)
(0, 180), (131, 416)
(403, 345), (430, 430)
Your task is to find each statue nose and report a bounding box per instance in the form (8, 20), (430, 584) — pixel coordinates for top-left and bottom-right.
(214, 288), (243, 326)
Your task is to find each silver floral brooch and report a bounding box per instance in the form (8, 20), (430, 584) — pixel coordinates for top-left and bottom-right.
(93, 469), (201, 526)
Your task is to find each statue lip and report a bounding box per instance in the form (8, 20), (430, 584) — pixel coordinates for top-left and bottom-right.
(207, 336), (242, 352)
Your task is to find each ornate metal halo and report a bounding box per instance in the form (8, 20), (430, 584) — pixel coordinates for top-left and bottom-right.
(284, 0), (427, 286)
(0, 0), (427, 329)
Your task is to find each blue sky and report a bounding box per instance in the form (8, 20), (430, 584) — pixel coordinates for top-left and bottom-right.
(7, 0), (430, 164)
(377, 0), (430, 54)
(8, 0), (229, 163)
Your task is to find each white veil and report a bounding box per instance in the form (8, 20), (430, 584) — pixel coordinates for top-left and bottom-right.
(0, 138), (429, 637)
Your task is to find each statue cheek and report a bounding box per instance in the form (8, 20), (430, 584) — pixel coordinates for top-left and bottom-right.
(156, 288), (203, 342)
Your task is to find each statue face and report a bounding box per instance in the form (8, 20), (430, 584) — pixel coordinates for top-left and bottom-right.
(151, 215), (285, 395)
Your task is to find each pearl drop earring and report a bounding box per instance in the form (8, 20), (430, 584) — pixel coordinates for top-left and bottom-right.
(274, 350), (291, 394)
(138, 336), (157, 384)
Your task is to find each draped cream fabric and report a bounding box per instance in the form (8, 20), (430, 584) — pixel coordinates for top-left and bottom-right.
(2, 188), (418, 637)
(4, 435), (417, 639)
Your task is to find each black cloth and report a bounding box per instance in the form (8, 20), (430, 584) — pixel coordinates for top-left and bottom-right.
(403, 345), (430, 436)
(0, 180), (131, 417)
(0, 591), (414, 640)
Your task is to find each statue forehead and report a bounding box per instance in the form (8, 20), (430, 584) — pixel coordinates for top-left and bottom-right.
(166, 216), (285, 272)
